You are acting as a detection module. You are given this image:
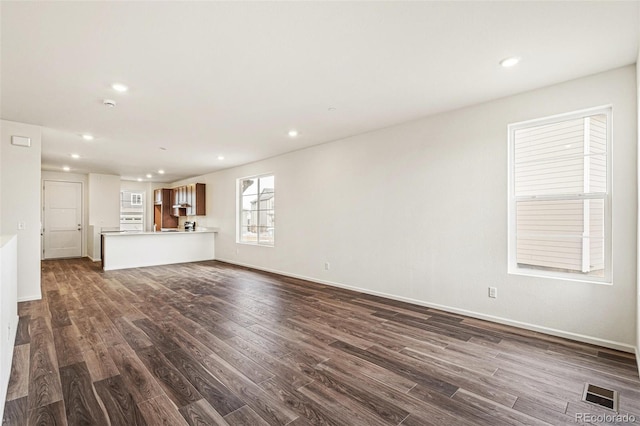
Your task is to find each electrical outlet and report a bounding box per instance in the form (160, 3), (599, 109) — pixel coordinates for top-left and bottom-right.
(17, 221), (26, 230)
(488, 287), (497, 298)
(324, 262), (330, 270)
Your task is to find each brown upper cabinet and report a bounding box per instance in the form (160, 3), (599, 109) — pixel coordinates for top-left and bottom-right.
(154, 188), (163, 204)
(172, 183), (206, 216)
(153, 188), (178, 229)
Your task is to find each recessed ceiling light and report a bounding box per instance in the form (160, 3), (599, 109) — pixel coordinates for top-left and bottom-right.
(159, 147), (167, 151)
(146, 174), (152, 178)
(328, 107), (337, 112)
(112, 83), (128, 92)
(288, 129), (299, 138)
(71, 154), (80, 159)
(103, 99), (116, 107)
(158, 169), (165, 174)
(217, 155), (225, 160)
(499, 56), (520, 68)
(137, 178), (142, 182)
(82, 134), (94, 141)
(63, 166), (70, 172)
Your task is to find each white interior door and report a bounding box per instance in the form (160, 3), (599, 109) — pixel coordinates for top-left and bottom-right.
(43, 181), (82, 259)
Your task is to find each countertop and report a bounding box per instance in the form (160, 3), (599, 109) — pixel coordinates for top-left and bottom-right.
(102, 228), (218, 236)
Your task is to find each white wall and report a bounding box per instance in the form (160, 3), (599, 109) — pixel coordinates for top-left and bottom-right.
(0, 120), (3, 233)
(0, 235), (18, 416)
(636, 46), (640, 371)
(182, 66), (638, 351)
(1, 120), (42, 301)
(41, 171), (89, 258)
(87, 173), (121, 259)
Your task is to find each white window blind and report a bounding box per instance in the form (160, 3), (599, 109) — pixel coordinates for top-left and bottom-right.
(508, 107), (611, 282)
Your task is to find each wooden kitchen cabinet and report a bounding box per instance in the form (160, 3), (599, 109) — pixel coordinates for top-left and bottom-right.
(154, 188), (163, 204)
(153, 188), (178, 229)
(185, 184), (194, 215)
(189, 183), (206, 216)
(171, 183), (206, 216)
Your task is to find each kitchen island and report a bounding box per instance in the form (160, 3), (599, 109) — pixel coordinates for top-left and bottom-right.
(101, 229), (217, 271)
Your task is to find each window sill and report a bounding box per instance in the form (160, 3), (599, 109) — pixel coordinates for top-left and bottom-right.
(236, 241), (275, 248)
(508, 268), (612, 285)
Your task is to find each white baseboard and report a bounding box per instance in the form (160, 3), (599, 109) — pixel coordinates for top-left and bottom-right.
(636, 348), (640, 377)
(87, 255), (100, 262)
(216, 257), (636, 354)
(17, 294), (41, 302)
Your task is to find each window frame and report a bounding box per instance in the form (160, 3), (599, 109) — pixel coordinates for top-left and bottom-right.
(507, 105), (612, 284)
(236, 173), (275, 247)
(130, 193), (143, 206)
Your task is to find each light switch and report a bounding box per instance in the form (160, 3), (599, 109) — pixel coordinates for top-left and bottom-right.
(17, 221), (26, 230)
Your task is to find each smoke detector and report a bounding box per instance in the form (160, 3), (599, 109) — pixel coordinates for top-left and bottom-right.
(103, 99), (117, 107)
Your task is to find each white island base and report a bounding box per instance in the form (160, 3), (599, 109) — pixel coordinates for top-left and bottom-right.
(101, 230), (216, 271)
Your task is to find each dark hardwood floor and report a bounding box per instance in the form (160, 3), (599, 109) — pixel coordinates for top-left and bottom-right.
(3, 258), (640, 425)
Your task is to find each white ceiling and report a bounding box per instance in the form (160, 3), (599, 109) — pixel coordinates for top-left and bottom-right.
(2, 1), (638, 182)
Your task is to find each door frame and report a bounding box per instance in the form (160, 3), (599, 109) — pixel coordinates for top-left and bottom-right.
(41, 179), (85, 260)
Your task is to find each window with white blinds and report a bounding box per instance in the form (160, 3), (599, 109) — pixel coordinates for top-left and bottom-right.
(508, 106), (611, 283)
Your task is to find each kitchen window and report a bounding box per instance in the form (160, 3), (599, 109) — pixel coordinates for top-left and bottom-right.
(238, 174), (275, 246)
(508, 106), (611, 283)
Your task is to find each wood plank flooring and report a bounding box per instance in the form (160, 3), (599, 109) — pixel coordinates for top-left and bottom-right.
(3, 258), (640, 425)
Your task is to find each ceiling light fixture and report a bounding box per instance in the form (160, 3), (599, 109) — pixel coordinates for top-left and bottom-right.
(158, 169), (165, 174)
(146, 174), (152, 178)
(111, 83), (128, 92)
(217, 155), (224, 160)
(71, 154), (80, 159)
(499, 56), (521, 68)
(137, 178), (142, 182)
(288, 129), (299, 138)
(328, 107), (337, 112)
(82, 134), (94, 141)
(159, 147), (167, 151)
(103, 99), (117, 107)
(63, 166), (70, 172)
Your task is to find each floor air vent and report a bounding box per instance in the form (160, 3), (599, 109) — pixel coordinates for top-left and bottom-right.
(582, 383), (619, 411)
